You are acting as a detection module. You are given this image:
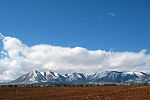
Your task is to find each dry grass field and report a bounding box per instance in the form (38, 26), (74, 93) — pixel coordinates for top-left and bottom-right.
(0, 85), (150, 100)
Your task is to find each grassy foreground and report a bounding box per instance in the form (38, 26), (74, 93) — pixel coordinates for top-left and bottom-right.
(0, 85), (150, 100)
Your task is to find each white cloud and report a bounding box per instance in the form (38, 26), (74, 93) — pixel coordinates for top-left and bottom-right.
(107, 12), (116, 16)
(0, 36), (150, 81)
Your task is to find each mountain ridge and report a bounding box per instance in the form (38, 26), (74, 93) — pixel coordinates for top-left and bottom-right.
(6, 70), (150, 86)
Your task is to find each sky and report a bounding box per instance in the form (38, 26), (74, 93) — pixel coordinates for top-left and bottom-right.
(0, 0), (150, 81)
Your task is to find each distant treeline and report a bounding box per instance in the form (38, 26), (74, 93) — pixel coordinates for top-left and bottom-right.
(0, 83), (149, 87)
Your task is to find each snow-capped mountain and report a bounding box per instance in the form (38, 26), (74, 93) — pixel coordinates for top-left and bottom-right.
(7, 70), (150, 85)
(41, 71), (66, 82)
(65, 72), (88, 84)
(10, 70), (47, 84)
(87, 71), (146, 83)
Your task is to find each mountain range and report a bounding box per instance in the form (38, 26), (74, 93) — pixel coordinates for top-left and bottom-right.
(4, 70), (150, 86)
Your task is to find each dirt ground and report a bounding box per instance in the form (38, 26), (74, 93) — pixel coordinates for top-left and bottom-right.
(0, 85), (150, 100)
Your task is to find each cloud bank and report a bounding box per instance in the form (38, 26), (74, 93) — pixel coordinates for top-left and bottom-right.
(0, 35), (150, 81)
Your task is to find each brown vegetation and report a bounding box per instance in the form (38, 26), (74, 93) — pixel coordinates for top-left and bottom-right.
(0, 85), (150, 100)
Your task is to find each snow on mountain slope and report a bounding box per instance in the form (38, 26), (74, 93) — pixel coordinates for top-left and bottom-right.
(87, 71), (147, 83)
(10, 70), (46, 84)
(65, 72), (87, 82)
(122, 71), (145, 77)
(41, 71), (59, 80)
(41, 71), (66, 81)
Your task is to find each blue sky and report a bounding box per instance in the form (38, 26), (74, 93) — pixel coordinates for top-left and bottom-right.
(0, 0), (150, 52)
(1, 0), (150, 81)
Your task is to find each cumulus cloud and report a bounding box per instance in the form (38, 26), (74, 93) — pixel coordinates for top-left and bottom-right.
(0, 35), (150, 81)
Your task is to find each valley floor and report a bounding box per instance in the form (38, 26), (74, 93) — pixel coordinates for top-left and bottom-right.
(0, 85), (150, 100)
